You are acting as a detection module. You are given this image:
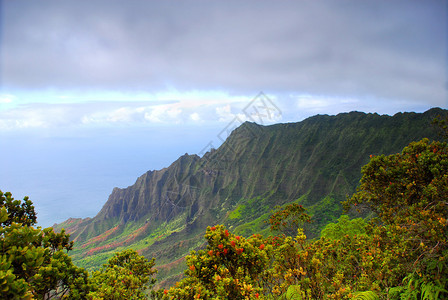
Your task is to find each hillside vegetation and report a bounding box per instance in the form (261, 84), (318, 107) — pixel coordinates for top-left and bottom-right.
(1, 134), (447, 298)
(51, 108), (448, 287)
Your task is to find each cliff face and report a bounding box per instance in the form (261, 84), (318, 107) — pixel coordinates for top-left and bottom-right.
(96, 154), (200, 223)
(55, 107), (447, 284)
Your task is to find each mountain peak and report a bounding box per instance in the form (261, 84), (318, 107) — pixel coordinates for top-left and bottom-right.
(56, 108), (448, 285)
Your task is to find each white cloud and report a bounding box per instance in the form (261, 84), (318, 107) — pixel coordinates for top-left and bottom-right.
(0, 88), (284, 130)
(215, 105), (233, 122)
(80, 104), (152, 125)
(190, 112), (201, 122)
(136, 107), (145, 113)
(297, 96), (332, 110)
(167, 107), (182, 120)
(143, 104), (183, 123)
(144, 106), (164, 123)
(340, 98), (359, 104)
(0, 104), (75, 129)
(215, 104), (255, 125)
(2, 91), (284, 130)
(0, 94), (14, 104)
(107, 107), (134, 122)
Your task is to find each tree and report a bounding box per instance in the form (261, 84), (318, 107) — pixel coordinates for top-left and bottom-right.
(432, 114), (448, 140)
(268, 203), (311, 237)
(0, 191), (36, 227)
(89, 249), (157, 300)
(167, 225), (268, 299)
(262, 139), (448, 299)
(0, 191), (90, 299)
(320, 215), (366, 240)
(345, 139), (448, 298)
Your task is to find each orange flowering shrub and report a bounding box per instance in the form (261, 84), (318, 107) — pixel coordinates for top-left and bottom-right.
(166, 225), (268, 299)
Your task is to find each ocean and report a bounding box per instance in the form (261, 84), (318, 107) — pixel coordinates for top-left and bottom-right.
(0, 125), (222, 228)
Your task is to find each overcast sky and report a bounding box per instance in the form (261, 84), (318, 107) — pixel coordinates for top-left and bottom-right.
(0, 1), (447, 226)
(0, 0), (446, 130)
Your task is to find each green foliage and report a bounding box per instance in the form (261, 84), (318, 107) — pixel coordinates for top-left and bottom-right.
(352, 291), (379, 300)
(89, 249), (157, 299)
(228, 205), (244, 220)
(0, 251), (32, 299)
(320, 215), (366, 240)
(0, 191), (90, 299)
(268, 203), (311, 237)
(345, 139), (448, 286)
(389, 273), (448, 300)
(432, 114), (448, 140)
(167, 225), (267, 299)
(0, 190), (36, 227)
(260, 230), (308, 298)
(284, 285), (302, 300)
(306, 196), (343, 237)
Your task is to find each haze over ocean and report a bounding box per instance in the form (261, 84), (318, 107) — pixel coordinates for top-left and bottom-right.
(0, 126), (221, 228)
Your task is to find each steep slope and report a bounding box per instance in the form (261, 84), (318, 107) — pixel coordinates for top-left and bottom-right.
(55, 108), (447, 285)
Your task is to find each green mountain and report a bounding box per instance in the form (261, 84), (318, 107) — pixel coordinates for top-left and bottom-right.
(54, 108), (447, 287)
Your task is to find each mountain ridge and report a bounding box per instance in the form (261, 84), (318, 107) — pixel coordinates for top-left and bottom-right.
(54, 107), (448, 285)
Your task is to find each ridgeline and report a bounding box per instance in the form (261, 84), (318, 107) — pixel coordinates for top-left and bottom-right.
(54, 108), (448, 286)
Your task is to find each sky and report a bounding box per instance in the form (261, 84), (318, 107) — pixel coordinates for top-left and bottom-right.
(0, 0), (447, 227)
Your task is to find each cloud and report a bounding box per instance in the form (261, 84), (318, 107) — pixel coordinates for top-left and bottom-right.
(214, 104), (249, 123)
(1, 0), (446, 108)
(0, 95), (14, 104)
(0, 94), (282, 130)
(143, 103), (201, 124)
(82, 105), (150, 124)
(215, 105), (233, 122)
(1, 88), (438, 131)
(297, 96), (332, 110)
(0, 104), (74, 129)
(190, 112), (201, 122)
(0, 101), (163, 129)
